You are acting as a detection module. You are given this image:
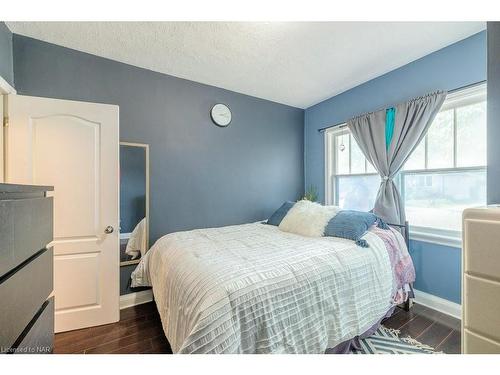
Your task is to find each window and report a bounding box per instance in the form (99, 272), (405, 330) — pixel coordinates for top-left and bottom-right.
(325, 83), (487, 245)
(402, 84), (486, 238)
(325, 128), (379, 211)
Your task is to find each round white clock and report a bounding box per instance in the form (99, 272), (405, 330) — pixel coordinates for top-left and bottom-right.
(210, 103), (232, 127)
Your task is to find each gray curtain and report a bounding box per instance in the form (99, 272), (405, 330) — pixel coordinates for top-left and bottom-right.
(347, 91), (447, 224)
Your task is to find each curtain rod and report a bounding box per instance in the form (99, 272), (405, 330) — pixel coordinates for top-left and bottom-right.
(316, 80), (486, 133)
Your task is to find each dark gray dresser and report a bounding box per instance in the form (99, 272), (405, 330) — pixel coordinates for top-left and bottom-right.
(0, 183), (54, 354)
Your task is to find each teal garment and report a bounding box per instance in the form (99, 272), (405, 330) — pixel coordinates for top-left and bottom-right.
(385, 107), (396, 150)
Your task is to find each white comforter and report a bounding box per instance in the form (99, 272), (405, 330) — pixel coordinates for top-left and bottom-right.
(131, 222), (393, 353)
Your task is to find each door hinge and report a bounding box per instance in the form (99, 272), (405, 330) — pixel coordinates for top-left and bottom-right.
(3, 116), (8, 127)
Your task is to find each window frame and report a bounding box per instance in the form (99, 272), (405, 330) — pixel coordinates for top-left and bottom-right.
(399, 165), (486, 247)
(324, 126), (378, 207)
(324, 83), (487, 248)
(403, 83), (486, 172)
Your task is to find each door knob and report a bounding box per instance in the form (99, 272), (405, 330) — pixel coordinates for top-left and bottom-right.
(104, 226), (114, 234)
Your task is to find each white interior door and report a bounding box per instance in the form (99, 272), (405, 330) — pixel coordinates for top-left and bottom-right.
(6, 94), (120, 332)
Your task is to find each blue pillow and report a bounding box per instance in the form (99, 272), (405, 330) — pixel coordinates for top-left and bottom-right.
(324, 210), (388, 247)
(267, 201), (295, 226)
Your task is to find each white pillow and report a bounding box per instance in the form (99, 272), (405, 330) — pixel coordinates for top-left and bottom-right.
(278, 200), (340, 237)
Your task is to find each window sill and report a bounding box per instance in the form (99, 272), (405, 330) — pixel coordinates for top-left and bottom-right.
(409, 226), (462, 249)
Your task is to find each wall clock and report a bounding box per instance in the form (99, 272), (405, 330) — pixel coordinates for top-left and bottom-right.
(210, 103), (232, 127)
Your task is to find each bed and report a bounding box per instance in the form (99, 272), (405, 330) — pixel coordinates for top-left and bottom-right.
(131, 218), (415, 354)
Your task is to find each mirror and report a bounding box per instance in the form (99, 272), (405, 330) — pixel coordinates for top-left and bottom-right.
(120, 142), (149, 266)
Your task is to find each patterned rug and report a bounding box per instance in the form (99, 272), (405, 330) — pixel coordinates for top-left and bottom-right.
(352, 326), (443, 354)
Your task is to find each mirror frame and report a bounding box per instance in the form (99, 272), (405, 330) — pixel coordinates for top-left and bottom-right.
(119, 141), (150, 266)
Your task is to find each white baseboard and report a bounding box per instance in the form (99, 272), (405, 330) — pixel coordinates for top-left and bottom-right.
(119, 289), (153, 310)
(413, 289), (461, 320)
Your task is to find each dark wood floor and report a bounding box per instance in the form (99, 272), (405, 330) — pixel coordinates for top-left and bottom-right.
(382, 303), (461, 353)
(54, 301), (460, 354)
(54, 302), (172, 354)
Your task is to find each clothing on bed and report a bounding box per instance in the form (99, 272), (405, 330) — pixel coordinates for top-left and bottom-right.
(371, 225), (415, 304)
(131, 222), (414, 354)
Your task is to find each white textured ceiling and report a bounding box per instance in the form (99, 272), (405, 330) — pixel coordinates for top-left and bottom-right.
(6, 22), (485, 108)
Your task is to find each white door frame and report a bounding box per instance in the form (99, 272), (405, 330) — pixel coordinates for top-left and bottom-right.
(0, 75), (16, 94)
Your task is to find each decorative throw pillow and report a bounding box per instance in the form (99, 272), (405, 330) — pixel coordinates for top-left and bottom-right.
(278, 200), (340, 237)
(267, 201), (295, 226)
(324, 210), (389, 247)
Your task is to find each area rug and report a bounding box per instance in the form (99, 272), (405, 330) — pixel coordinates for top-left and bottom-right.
(351, 326), (443, 354)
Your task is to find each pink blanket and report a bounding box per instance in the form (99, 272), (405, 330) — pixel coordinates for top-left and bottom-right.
(370, 226), (416, 305)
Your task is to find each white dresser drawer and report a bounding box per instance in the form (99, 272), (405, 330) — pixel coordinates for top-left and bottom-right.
(463, 218), (500, 279)
(464, 329), (500, 354)
(464, 275), (500, 342)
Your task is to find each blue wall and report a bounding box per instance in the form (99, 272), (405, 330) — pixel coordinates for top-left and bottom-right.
(120, 145), (146, 233)
(304, 31), (487, 304)
(12, 35), (304, 294)
(409, 240), (462, 303)
(0, 22), (13, 86)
